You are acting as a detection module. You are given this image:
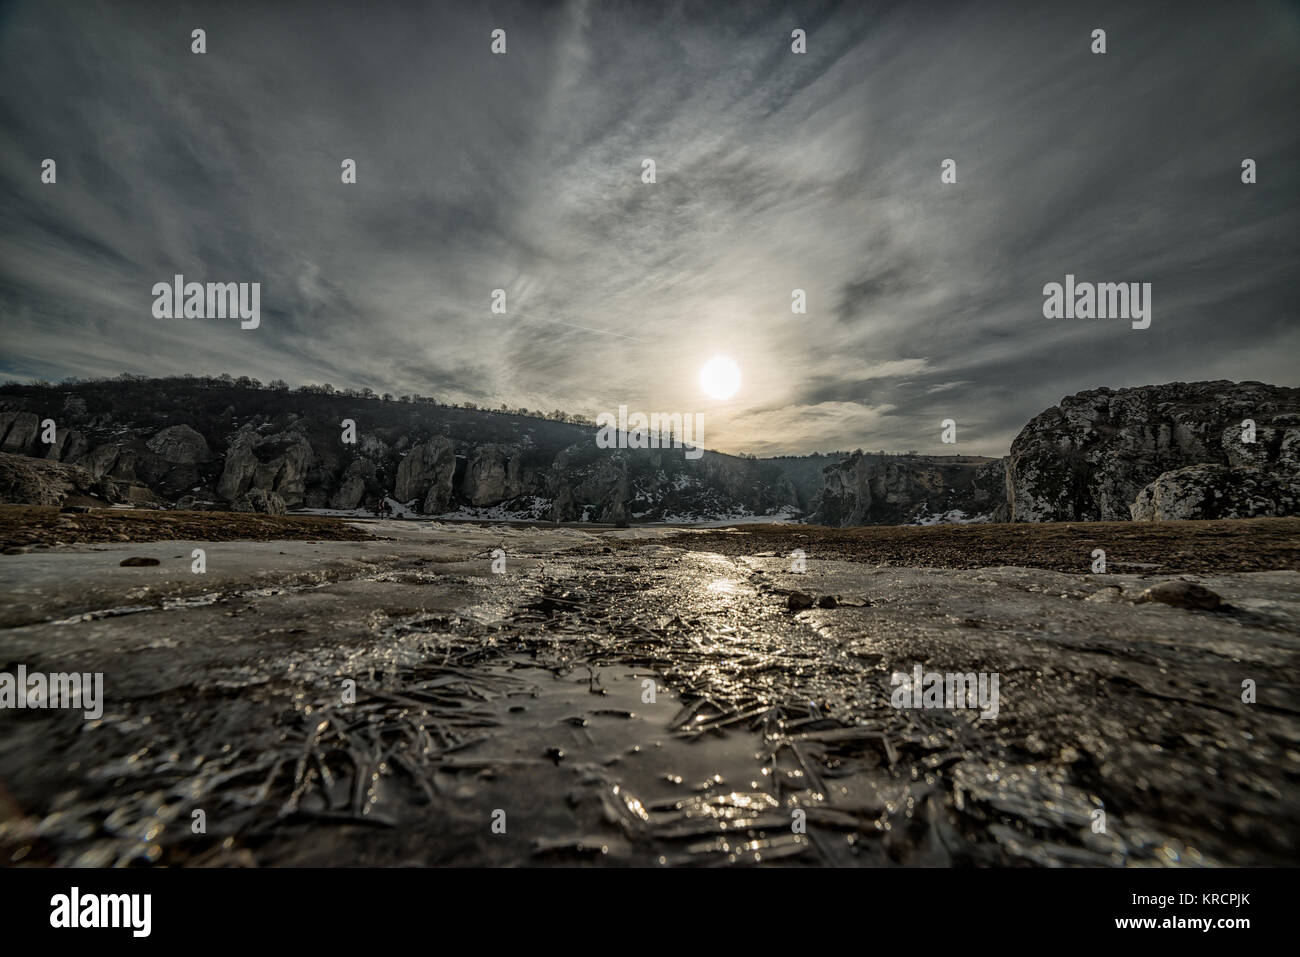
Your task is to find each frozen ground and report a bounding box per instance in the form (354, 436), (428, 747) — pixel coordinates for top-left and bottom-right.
(1, 519), (1297, 867)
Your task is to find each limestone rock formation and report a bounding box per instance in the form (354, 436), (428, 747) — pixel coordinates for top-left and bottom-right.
(18, 377), (1293, 527)
(0, 411), (42, 455)
(460, 443), (524, 506)
(217, 427), (314, 507)
(0, 452), (100, 506)
(1004, 381), (1299, 521)
(1130, 464), (1300, 520)
(813, 453), (997, 526)
(76, 443), (135, 481)
(394, 436), (457, 513)
(329, 459), (377, 510)
(146, 425), (212, 464)
(43, 428), (88, 463)
(975, 458), (1009, 521)
(549, 446), (628, 523)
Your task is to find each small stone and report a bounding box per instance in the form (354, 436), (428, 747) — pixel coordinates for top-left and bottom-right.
(1085, 586), (1124, 603)
(1135, 580), (1223, 611)
(817, 595), (838, 609)
(119, 556), (161, 567)
(545, 746), (565, 764)
(787, 591), (815, 610)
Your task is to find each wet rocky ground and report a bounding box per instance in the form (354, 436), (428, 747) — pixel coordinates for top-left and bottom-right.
(1, 513), (1297, 867)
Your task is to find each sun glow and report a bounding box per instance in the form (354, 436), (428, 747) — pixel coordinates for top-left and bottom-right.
(699, 356), (741, 400)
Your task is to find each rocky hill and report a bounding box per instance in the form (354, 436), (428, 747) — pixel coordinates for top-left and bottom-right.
(1003, 380), (1299, 521)
(0, 378), (799, 523)
(804, 380), (1298, 527)
(4, 377), (1295, 527)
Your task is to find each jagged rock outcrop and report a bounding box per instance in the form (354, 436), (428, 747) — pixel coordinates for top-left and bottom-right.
(0, 379), (1011, 523)
(622, 449), (801, 522)
(1130, 464), (1300, 520)
(975, 458), (1009, 521)
(329, 459), (377, 510)
(460, 443), (524, 506)
(695, 453), (800, 510)
(817, 456), (928, 525)
(1004, 382), (1300, 521)
(813, 454), (997, 526)
(217, 426), (313, 507)
(0, 411), (42, 455)
(0, 453), (101, 506)
(1224, 413), (1300, 472)
(216, 432), (258, 501)
(394, 436), (457, 513)
(42, 428), (87, 462)
(70, 442), (176, 501)
(358, 433), (389, 459)
(76, 443), (134, 481)
(146, 425), (211, 464)
(549, 446), (629, 523)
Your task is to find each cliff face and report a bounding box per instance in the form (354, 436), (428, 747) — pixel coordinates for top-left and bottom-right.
(812, 453), (1003, 527)
(8, 378), (1294, 525)
(805, 382), (1299, 528)
(0, 380), (800, 522)
(1004, 381), (1300, 521)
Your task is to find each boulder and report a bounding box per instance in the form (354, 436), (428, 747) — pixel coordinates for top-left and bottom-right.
(1005, 381), (1300, 521)
(1130, 464), (1300, 520)
(121, 484), (165, 506)
(76, 443), (136, 481)
(0, 452), (100, 506)
(146, 424), (212, 464)
(1135, 580), (1224, 611)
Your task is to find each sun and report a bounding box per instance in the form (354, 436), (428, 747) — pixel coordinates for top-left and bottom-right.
(699, 355), (741, 400)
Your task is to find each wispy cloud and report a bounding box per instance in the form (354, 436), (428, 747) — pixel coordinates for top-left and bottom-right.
(1, 0), (1296, 455)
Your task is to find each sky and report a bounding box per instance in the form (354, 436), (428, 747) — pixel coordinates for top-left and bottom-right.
(1, 0), (1296, 457)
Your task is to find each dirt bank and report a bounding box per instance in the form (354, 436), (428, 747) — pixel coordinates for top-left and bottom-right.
(0, 505), (373, 550)
(662, 517), (1300, 573)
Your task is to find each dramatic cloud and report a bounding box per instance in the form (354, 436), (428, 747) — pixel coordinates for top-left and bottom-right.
(1, 0), (1296, 455)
